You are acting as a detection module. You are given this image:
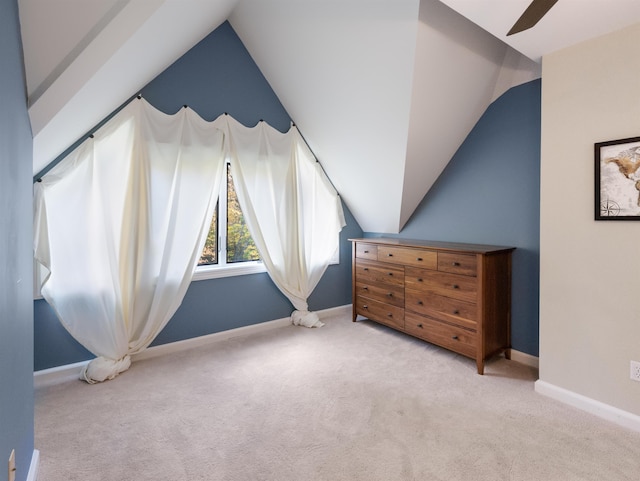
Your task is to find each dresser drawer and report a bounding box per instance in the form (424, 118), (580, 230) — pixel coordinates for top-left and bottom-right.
(405, 289), (476, 330)
(355, 259), (404, 287)
(355, 243), (378, 260)
(355, 281), (404, 308)
(438, 252), (477, 276)
(405, 312), (476, 358)
(356, 296), (404, 330)
(377, 245), (437, 269)
(351, 237), (514, 375)
(405, 267), (476, 303)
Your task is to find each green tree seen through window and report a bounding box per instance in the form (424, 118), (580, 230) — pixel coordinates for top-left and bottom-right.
(227, 168), (259, 263)
(197, 165), (259, 266)
(198, 206), (217, 266)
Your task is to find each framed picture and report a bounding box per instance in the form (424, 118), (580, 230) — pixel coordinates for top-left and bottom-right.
(595, 136), (640, 220)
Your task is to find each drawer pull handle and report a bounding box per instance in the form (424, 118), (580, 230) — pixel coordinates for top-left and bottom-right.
(387, 292), (393, 297)
(363, 268), (369, 271)
(453, 309), (459, 315)
(387, 313), (393, 318)
(362, 286), (368, 290)
(417, 323), (423, 328)
(364, 250), (369, 253)
(417, 301), (423, 305)
(452, 335), (459, 340)
(363, 305), (368, 309)
(387, 272), (393, 276)
(452, 262), (460, 266)
(452, 284), (459, 289)
(387, 253), (393, 257)
(417, 278), (423, 282)
(416, 257), (423, 261)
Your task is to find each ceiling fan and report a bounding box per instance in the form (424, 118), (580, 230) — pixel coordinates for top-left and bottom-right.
(507, 0), (559, 36)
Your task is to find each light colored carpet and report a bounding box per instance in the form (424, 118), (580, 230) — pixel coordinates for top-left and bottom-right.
(36, 309), (640, 480)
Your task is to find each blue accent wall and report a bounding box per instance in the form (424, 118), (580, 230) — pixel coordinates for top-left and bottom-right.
(367, 80), (541, 356)
(33, 22), (539, 368)
(34, 21), (362, 370)
(1, 0), (35, 477)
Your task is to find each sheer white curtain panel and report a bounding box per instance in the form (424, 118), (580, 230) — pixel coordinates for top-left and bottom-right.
(217, 115), (345, 328)
(34, 99), (225, 383)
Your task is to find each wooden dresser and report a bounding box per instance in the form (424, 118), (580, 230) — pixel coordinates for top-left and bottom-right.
(350, 238), (515, 374)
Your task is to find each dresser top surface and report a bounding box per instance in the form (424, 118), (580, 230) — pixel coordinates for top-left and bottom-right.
(349, 237), (515, 255)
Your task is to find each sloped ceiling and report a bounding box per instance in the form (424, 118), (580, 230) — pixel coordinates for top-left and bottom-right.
(229, 0), (539, 232)
(19, 0), (640, 234)
(22, 0), (237, 177)
(229, 0), (421, 234)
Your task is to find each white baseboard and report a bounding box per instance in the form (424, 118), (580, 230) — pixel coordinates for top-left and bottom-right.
(510, 349), (539, 369)
(132, 315), (292, 363)
(33, 360), (91, 388)
(316, 304), (351, 318)
(34, 305), (351, 388)
(28, 449), (39, 481)
(535, 380), (640, 433)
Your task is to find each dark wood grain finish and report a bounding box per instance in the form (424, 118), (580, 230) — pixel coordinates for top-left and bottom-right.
(437, 252), (477, 276)
(351, 238), (514, 375)
(355, 243), (378, 260)
(405, 289), (476, 330)
(356, 281), (404, 308)
(405, 268), (477, 303)
(354, 259), (404, 287)
(355, 295), (404, 330)
(405, 312), (476, 358)
(377, 245), (437, 269)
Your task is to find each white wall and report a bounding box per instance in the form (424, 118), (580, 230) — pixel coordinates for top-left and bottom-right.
(231, 0), (540, 233)
(230, 0), (420, 234)
(401, 0), (535, 229)
(540, 23), (640, 417)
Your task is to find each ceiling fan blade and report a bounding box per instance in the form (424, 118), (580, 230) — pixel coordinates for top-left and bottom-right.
(507, 0), (559, 36)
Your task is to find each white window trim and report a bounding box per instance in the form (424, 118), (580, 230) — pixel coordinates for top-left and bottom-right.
(192, 247), (340, 282)
(192, 260), (267, 281)
(193, 162), (266, 281)
(193, 161), (340, 282)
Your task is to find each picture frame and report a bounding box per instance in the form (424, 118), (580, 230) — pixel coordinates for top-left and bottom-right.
(595, 136), (640, 220)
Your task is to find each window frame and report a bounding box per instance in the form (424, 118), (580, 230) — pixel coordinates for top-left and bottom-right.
(192, 160), (340, 281)
(193, 250), (340, 282)
(194, 162), (264, 280)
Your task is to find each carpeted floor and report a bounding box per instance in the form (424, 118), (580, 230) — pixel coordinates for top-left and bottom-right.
(35, 309), (640, 480)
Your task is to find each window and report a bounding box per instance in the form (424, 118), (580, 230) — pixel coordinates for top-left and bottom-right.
(193, 162), (341, 282)
(193, 164), (265, 280)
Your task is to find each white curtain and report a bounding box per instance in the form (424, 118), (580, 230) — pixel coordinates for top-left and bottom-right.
(218, 115), (346, 328)
(34, 99), (226, 383)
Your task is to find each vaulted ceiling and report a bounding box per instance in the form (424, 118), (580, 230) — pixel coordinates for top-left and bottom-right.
(19, 0), (640, 233)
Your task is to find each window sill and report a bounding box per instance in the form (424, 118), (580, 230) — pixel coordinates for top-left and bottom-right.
(192, 254), (339, 282)
(192, 261), (267, 281)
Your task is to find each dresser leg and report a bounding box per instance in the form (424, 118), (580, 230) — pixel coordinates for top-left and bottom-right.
(476, 360), (484, 375)
(504, 348), (511, 360)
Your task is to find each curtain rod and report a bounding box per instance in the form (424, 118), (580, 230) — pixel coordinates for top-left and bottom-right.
(33, 96), (316, 185)
(33, 93), (142, 183)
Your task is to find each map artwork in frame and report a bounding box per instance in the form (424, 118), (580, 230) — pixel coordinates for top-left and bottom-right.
(595, 136), (640, 220)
